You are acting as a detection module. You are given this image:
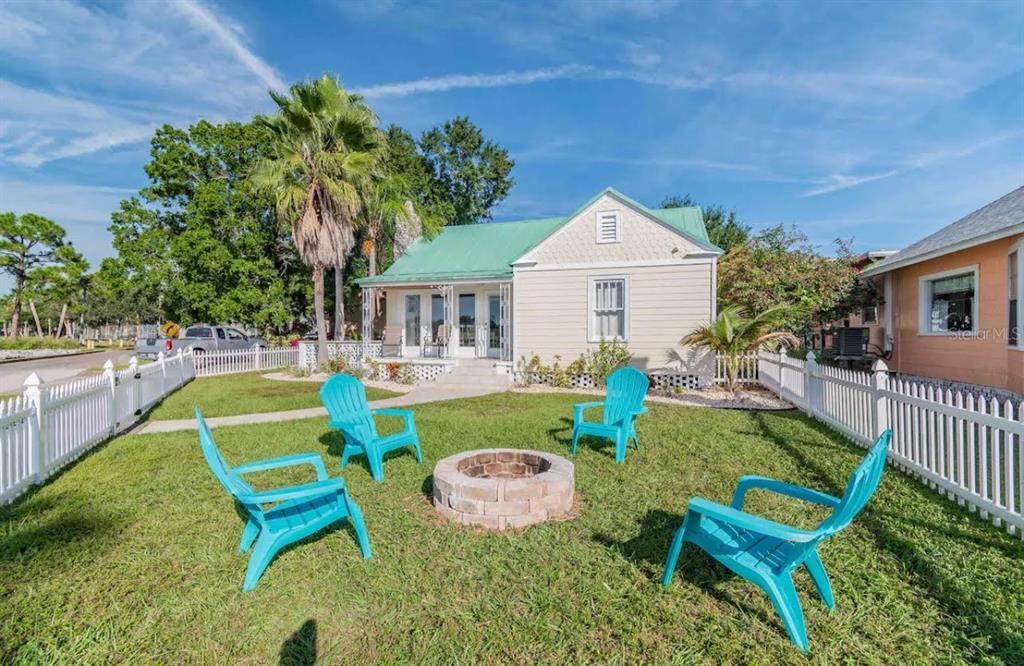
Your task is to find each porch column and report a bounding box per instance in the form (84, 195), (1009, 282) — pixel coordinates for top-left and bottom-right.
(361, 286), (374, 359)
(442, 283), (455, 358)
(499, 282), (512, 362)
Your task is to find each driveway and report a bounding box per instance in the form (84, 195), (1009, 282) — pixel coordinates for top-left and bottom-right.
(0, 350), (133, 394)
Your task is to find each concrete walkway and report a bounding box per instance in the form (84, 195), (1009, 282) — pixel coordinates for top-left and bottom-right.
(131, 382), (505, 435)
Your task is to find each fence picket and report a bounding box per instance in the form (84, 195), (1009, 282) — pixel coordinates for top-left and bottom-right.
(759, 350), (1023, 537)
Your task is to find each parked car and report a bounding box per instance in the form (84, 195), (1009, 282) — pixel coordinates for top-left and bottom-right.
(134, 325), (267, 359)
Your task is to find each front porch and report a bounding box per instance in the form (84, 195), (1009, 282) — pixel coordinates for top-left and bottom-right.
(361, 281), (512, 361)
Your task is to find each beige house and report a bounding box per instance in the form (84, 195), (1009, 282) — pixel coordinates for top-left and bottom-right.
(357, 188), (722, 373)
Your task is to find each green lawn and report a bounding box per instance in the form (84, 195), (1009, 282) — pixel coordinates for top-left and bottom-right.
(0, 336), (84, 351)
(1, 393), (1020, 664)
(145, 371), (401, 420)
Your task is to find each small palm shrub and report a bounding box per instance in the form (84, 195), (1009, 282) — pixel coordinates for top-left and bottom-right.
(683, 305), (799, 391)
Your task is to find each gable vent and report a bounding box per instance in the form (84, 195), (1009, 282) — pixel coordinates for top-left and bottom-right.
(596, 211), (621, 244)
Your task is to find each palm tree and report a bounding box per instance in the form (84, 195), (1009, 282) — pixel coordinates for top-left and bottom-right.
(251, 75), (384, 366)
(683, 304), (799, 391)
(361, 173), (413, 277)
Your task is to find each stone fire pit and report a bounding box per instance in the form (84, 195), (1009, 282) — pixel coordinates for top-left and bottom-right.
(432, 449), (575, 530)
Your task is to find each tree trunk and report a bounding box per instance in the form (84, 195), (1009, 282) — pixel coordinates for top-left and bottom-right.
(368, 223), (378, 277)
(8, 302), (19, 339)
(334, 261), (345, 341)
(56, 303), (67, 338)
(28, 299), (43, 337)
(313, 264), (328, 369)
(8, 274), (24, 339)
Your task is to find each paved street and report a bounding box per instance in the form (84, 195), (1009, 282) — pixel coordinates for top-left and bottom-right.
(0, 350), (133, 394)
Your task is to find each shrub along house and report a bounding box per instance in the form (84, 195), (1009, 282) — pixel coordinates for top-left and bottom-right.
(357, 188), (721, 379)
(861, 186), (1024, 394)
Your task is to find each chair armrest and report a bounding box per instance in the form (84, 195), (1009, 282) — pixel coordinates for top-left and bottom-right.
(373, 408), (414, 418)
(238, 478), (346, 505)
(632, 406), (649, 416)
(372, 408), (415, 430)
(234, 452), (328, 481)
(573, 401), (604, 419)
(688, 497), (819, 543)
(731, 475), (841, 510)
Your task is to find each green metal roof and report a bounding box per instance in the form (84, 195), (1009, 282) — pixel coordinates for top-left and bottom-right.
(358, 188), (721, 286)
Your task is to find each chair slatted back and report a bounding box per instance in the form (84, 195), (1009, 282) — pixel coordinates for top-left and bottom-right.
(603, 367), (649, 426)
(815, 430), (891, 538)
(195, 408), (260, 513)
(320, 374), (378, 439)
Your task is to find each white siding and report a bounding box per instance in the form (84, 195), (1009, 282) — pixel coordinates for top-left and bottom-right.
(513, 262), (714, 371)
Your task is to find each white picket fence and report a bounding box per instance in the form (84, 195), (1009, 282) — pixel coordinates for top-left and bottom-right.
(0, 350), (196, 505)
(713, 352), (759, 384)
(193, 346), (299, 377)
(757, 350), (1023, 538)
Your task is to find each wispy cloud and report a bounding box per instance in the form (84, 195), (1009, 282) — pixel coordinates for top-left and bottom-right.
(0, 179), (137, 224)
(565, 0), (680, 21)
(356, 64), (595, 99)
(908, 128), (1024, 169)
(585, 154), (760, 173)
(169, 0), (287, 93)
(800, 129), (1024, 197)
(0, 0), (282, 167)
(801, 171), (898, 197)
(355, 63), (956, 104)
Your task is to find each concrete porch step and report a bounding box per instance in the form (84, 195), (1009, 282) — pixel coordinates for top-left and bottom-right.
(433, 359), (512, 389)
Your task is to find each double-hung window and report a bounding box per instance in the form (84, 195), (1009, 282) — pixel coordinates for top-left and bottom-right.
(590, 276), (628, 341)
(918, 266), (978, 335)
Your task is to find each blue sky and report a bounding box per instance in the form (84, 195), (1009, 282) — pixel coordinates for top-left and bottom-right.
(1, 0), (1022, 291)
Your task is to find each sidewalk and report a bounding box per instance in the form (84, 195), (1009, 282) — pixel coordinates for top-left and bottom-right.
(131, 382), (505, 434)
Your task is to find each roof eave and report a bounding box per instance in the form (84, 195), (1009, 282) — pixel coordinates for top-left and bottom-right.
(356, 273), (513, 287)
(861, 223), (1024, 277)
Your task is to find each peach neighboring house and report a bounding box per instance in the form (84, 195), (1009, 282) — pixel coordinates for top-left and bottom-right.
(861, 186), (1024, 394)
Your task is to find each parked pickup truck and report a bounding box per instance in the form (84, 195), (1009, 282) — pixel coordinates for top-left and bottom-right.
(134, 324), (267, 359)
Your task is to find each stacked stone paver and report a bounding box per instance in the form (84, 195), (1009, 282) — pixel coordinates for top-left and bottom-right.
(433, 449), (574, 530)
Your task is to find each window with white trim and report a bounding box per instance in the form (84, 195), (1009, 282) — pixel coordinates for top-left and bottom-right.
(596, 210), (620, 244)
(591, 277), (627, 340)
(1009, 245), (1021, 347)
(918, 267), (977, 334)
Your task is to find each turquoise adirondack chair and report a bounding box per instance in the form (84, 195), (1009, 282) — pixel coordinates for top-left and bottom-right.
(571, 366), (649, 463)
(195, 408), (372, 592)
(661, 430), (892, 651)
(320, 374), (422, 483)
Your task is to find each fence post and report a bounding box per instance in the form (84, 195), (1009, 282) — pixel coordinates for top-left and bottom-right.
(253, 343), (262, 372)
(22, 373), (45, 484)
(103, 360), (117, 435)
(176, 348), (185, 385)
(157, 351), (167, 394)
(129, 355), (140, 415)
(804, 350), (817, 417)
(871, 358), (890, 441)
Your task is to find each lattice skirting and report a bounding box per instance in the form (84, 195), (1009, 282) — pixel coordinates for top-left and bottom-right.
(299, 341), (382, 367)
(517, 371), (709, 390)
(648, 373), (711, 391)
(367, 361), (453, 383)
